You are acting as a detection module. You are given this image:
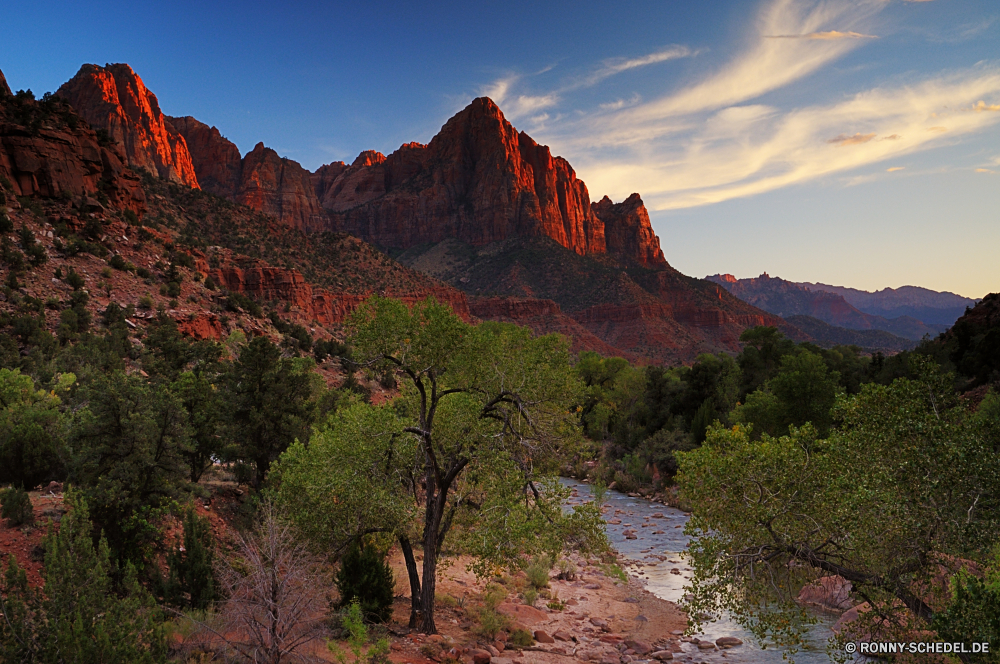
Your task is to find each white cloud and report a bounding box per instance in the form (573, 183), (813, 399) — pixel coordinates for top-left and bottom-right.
(765, 30), (877, 40)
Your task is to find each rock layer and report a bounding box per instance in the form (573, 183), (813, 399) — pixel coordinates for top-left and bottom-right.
(57, 64), (199, 187)
(0, 91), (146, 214)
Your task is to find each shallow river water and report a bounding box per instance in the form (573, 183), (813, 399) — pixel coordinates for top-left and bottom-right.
(562, 479), (841, 664)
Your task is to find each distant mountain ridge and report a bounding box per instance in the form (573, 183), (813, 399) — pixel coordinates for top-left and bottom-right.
(796, 282), (977, 327)
(706, 273), (945, 341)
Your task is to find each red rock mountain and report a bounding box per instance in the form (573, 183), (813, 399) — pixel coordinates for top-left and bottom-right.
(169, 97), (666, 268)
(0, 69), (10, 97)
(56, 64), (199, 188)
(0, 76), (145, 213)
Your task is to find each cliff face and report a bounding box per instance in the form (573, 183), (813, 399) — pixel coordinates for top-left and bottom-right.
(592, 194), (665, 267)
(237, 143), (327, 230)
(57, 64), (199, 188)
(165, 116), (242, 197)
(316, 98), (665, 268)
(0, 88), (146, 214)
(0, 69), (11, 97)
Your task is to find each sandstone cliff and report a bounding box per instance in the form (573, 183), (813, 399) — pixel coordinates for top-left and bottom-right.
(0, 69), (10, 97)
(57, 64), (199, 188)
(592, 194), (666, 267)
(320, 98), (666, 268)
(236, 143), (327, 230)
(0, 88), (146, 213)
(165, 116), (242, 197)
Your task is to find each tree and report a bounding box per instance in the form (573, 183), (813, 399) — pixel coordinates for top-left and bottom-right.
(0, 490), (167, 663)
(71, 372), (192, 566)
(161, 505), (216, 610)
(676, 362), (1000, 657)
(336, 296), (595, 633)
(211, 503), (327, 664)
(173, 370), (223, 482)
(0, 369), (74, 487)
(223, 336), (315, 489)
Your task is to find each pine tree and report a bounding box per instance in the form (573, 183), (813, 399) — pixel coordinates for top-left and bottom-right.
(335, 541), (395, 623)
(162, 505), (216, 610)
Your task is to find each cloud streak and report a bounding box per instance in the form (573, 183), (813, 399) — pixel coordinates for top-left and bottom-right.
(765, 30), (876, 40)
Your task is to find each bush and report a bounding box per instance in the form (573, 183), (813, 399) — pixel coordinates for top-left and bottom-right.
(335, 541), (395, 623)
(525, 554), (551, 589)
(508, 627), (535, 647)
(136, 266), (152, 279)
(66, 268), (84, 290)
(109, 253), (134, 271)
(0, 486), (34, 526)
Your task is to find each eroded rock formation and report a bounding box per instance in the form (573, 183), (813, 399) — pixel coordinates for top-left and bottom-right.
(0, 87), (146, 213)
(57, 64), (199, 187)
(166, 116), (242, 197)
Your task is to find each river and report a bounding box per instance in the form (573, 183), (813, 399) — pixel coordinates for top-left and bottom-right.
(562, 478), (842, 664)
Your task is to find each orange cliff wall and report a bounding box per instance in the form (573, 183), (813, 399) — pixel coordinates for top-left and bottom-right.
(57, 64), (199, 188)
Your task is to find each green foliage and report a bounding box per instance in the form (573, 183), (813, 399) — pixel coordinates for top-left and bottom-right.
(161, 505), (216, 610)
(525, 554), (552, 589)
(224, 336), (316, 489)
(109, 253), (134, 271)
(676, 361), (1000, 654)
(329, 599), (392, 664)
(932, 549), (1000, 663)
(71, 372), (192, 566)
(0, 490), (167, 663)
(508, 627), (535, 647)
(0, 485), (33, 526)
(65, 267), (85, 290)
(334, 541), (395, 623)
(0, 368), (73, 487)
(223, 290), (263, 317)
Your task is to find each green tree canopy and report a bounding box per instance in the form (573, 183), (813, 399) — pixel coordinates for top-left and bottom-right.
(677, 363), (1000, 657)
(285, 296), (599, 633)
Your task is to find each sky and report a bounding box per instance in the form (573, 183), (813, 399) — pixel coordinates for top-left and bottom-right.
(2, 0), (998, 298)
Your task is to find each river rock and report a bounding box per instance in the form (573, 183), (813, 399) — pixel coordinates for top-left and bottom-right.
(697, 641), (716, 650)
(471, 649), (492, 664)
(651, 650), (674, 660)
(716, 637), (743, 648)
(625, 640), (652, 655)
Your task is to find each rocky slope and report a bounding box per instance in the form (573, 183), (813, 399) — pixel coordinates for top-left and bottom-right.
(56, 64), (199, 188)
(707, 273), (945, 341)
(783, 315), (916, 353)
(797, 281), (977, 327)
(0, 74), (146, 213)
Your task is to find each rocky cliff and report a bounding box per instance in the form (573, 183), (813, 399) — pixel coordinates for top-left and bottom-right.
(165, 116), (242, 197)
(592, 194), (666, 267)
(0, 85), (146, 213)
(237, 143), (327, 230)
(57, 64), (199, 188)
(321, 98), (666, 268)
(0, 69), (10, 97)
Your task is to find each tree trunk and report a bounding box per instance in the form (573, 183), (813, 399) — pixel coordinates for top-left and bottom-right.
(419, 464), (446, 634)
(398, 535), (421, 628)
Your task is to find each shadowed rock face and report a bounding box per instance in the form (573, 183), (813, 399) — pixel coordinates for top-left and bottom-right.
(592, 194), (666, 268)
(57, 63), (199, 188)
(0, 69), (11, 97)
(166, 116), (242, 197)
(237, 143), (328, 231)
(0, 86), (146, 214)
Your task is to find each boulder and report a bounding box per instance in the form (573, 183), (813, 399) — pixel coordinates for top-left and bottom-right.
(715, 637), (743, 648)
(498, 603), (549, 626)
(533, 630), (555, 644)
(651, 651), (674, 660)
(470, 649), (492, 664)
(624, 640), (652, 655)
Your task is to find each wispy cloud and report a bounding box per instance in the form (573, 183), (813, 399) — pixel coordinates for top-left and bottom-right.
(583, 47), (694, 87)
(887, 166), (905, 172)
(976, 167), (995, 173)
(476, 0), (1000, 210)
(480, 75), (559, 120)
(828, 132), (877, 146)
(765, 30), (876, 40)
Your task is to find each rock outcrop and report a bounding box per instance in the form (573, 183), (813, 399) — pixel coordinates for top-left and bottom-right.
(57, 64), (199, 188)
(236, 143), (327, 230)
(592, 194), (665, 267)
(0, 69), (11, 97)
(165, 116), (242, 197)
(317, 98), (665, 267)
(0, 89), (146, 213)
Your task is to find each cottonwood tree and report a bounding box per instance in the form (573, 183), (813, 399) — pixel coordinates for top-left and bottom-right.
(676, 361), (1000, 660)
(282, 296), (600, 633)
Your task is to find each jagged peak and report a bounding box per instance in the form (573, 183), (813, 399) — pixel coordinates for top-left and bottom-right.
(0, 68), (11, 97)
(352, 150), (386, 168)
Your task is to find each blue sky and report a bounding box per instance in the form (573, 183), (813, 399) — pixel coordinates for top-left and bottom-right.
(2, 0), (998, 298)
